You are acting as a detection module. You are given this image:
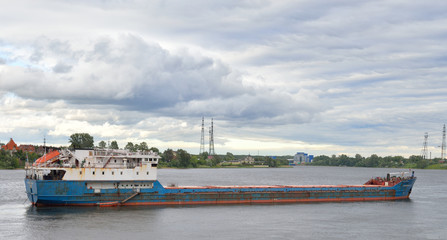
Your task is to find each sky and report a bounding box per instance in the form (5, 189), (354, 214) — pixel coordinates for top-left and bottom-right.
(1, 0), (446, 157)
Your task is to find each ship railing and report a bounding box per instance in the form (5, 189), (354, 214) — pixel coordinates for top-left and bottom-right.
(91, 150), (160, 158)
(388, 170), (415, 179)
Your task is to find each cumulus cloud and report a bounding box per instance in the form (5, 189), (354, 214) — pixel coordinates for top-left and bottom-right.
(1, 0), (447, 156)
(0, 34), (323, 125)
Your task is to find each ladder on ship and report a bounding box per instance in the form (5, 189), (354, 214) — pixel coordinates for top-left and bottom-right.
(121, 191), (139, 204)
(102, 156), (113, 168)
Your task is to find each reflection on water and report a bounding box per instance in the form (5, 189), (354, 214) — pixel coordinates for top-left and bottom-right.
(1, 167), (447, 240)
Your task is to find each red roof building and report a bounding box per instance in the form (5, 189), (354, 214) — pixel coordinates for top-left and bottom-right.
(18, 144), (35, 152)
(2, 138), (37, 152)
(1, 138), (18, 151)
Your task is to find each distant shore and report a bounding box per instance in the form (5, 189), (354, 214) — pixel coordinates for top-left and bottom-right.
(5, 164), (446, 170)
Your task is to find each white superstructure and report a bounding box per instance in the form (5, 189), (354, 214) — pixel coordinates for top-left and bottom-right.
(25, 148), (160, 182)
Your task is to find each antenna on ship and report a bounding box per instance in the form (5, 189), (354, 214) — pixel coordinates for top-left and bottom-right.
(209, 118), (215, 156)
(441, 124), (446, 160)
(199, 117), (205, 154)
(421, 132), (428, 159)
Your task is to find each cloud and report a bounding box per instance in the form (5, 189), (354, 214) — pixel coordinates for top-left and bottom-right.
(1, 1), (447, 156)
(52, 63), (73, 73)
(0, 34), (323, 125)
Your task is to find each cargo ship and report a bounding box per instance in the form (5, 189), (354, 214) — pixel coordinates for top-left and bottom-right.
(25, 149), (416, 206)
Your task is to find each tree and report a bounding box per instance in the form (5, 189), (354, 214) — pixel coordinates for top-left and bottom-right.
(311, 155), (331, 165)
(190, 155), (199, 168)
(209, 155), (222, 167)
(177, 149), (191, 168)
(98, 141), (106, 149)
(110, 140), (119, 149)
(125, 142), (135, 152)
(1, 149), (42, 169)
(138, 142), (149, 151)
(265, 156), (277, 167)
(149, 147), (159, 153)
(69, 133), (94, 149)
(199, 151), (209, 161)
(363, 154), (380, 167)
(225, 152), (235, 161)
(162, 149), (175, 163)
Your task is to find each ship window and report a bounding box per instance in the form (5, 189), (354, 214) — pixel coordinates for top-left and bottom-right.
(80, 171), (82, 175)
(121, 171), (123, 175)
(102, 171), (104, 175)
(93, 171), (95, 175)
(147, 172), (149, 175)
(114, 160), (116, 163)
(112, 172), (114, 175)
(136, 172), (139, 175)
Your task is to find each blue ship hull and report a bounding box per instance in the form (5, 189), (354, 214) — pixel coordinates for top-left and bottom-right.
(24, 178), (416, 206)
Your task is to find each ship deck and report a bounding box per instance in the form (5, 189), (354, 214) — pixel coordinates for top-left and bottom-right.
(164, 184), (383, 190)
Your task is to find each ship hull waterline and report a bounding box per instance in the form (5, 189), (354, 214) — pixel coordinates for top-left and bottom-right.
(25, 178), (416, 207)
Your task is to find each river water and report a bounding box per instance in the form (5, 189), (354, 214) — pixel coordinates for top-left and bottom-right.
(0, 166), (446, 240)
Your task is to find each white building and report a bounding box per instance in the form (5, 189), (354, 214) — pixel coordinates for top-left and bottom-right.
(289, 152), (314, 165)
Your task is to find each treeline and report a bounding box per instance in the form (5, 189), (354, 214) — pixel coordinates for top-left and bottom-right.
(252, 156), (290, 167)
(159, 151), (290, 168)
(69, 133), (159, 153)
(160, 149), (205, 168)
(311, 154), (444, 169)
(0, 149), (41, 169)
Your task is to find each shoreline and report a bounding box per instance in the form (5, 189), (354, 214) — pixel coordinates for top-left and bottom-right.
(3, 164), (446, 170)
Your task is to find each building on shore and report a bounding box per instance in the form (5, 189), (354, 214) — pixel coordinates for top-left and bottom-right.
(225, 155), (255, 165)
(288, 152), (314, 165)
(2, 138), (18, 151)
(1, 138), (59, 154)
(240, 155), (255, 164)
